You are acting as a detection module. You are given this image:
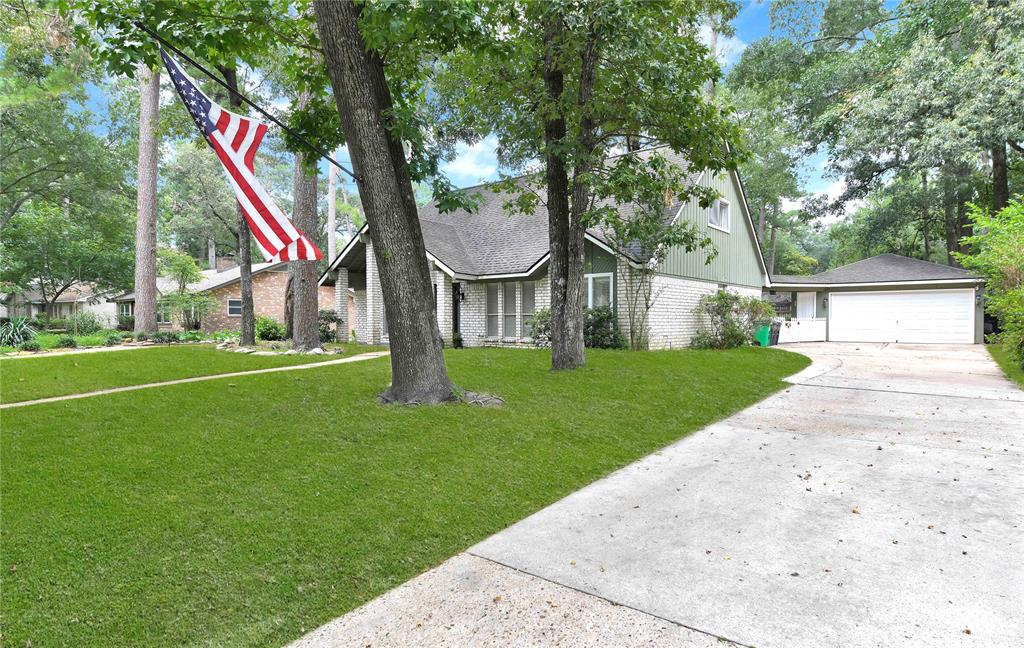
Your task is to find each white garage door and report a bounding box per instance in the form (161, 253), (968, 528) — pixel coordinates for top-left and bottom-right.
(829, 289), (975, 343)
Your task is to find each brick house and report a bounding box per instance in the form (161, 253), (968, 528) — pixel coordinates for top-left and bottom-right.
(115, 262), (334, 333)
(319, 147), (769, 349)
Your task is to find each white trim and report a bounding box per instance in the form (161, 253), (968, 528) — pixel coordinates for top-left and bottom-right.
(708, 198), (731, 233)
(426, 252), (457, 278)
(773, 279), (982, 289)
(730, 166), (771, 283)
(585, 272), (614, 309)
(318, 224), (369, 285)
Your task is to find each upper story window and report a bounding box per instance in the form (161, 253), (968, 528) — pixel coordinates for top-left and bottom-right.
(709, 198), (730, 233)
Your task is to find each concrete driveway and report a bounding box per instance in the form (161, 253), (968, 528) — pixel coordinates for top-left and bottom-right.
(292, 343), (1023, 648)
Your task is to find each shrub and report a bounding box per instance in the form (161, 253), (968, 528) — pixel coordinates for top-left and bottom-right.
(152, 331), (181, 344)
(584, 306), (625, 349)
(210, 330), (240, 343)
(117, 314), (135, 331)
(452, 332), (464, 349)
(56, 334), (77, 348)
(180, 330), (204, 343)
(527, 308), (552, 347)
(47, 318), (67, 331)
(255, 316), (286, 341)
(134, 331), (150, 342)
(0, 317), (37, 347)
(318, 309), (339, 343)
(104, 332), (123, 346)
(65, 312), (103, 335)
(691, 291), (776, 350)
(17, 339), (42, 352)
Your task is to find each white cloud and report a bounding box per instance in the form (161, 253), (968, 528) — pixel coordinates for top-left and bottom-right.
(441, 136), (500, 186)
(699, 24), (748, 69)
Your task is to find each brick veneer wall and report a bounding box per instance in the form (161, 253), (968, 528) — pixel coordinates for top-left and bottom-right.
(645, 276), (761, 349)
(459, 274), (551, 348)
(199, 269), (335, 334)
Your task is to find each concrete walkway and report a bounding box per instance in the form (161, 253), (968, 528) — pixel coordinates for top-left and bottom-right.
(0, 351), (389, 409)
(290, 343), (1023, 648)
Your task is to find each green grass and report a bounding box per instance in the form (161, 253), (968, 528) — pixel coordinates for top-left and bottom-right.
(0, 330), (122, 354)
(988, 342), (1024, 389)
(1, 347), (808, 647)
(0, 344), (367, 404)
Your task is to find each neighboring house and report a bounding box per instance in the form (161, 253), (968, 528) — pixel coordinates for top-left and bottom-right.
(2, 283), (118, 323)
(769, 254), (984, 344)
(115, 261), (334, 333)
(319, 147), (768, 349)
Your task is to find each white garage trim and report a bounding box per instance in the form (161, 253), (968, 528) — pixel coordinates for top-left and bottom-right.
(828, 289), (975, 344)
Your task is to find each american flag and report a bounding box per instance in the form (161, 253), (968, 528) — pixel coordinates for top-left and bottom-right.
(160, 49), (321, 262)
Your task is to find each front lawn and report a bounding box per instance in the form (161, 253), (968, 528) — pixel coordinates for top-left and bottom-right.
(0, 345), (364, 404)
(988, 342), (1024, 389)
(1, 347), (808, 647)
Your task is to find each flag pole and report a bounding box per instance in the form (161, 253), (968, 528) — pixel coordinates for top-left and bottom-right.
(131, 21), (360, 183)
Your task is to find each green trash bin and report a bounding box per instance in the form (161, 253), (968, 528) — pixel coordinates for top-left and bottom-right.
(754, 325), (771, 347)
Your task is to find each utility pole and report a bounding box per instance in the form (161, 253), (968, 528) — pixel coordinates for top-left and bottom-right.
(327, 148), (338, 261)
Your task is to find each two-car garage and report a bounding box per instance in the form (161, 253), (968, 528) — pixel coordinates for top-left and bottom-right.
(771, 254), (984, 345)
(827, 289), (977, 344)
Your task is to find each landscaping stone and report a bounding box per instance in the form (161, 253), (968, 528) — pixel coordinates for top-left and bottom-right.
(304, 347), (325, 355)
(283, 349), (299, 355)
(250, 351), (278, 356)
(464, 391), (504, 407)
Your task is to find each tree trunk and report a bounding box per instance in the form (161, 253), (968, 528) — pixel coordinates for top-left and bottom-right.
(768, 224), (778, 274)
(757, 204), (766, 244)
(992, 141), (1008, 213)
(942, 167), (960, 266)
(314, 0), (454, 404)
(921, 171), (930, 261)
(291, 149), (321, 351)
(284, 274), (295, 339)
(133, 63), (160, 333)
(543, 11), (586, 371)
(219, 65), (256, 345)
(207, 236), (216, 269)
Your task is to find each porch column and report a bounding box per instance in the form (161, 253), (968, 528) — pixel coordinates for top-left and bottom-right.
(434, 267), (452, 345)
(334, 267), (349, 340)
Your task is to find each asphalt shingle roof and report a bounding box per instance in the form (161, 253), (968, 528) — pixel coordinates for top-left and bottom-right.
(414, 147), (702, 276)
(772, 254), (980, 285)
(115, 262), (283, 301)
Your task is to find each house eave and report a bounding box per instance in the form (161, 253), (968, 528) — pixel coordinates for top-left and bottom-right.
(770, 278), (983, 290)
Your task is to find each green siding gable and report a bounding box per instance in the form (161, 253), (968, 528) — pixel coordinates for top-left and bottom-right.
(656, 170), (766, 288)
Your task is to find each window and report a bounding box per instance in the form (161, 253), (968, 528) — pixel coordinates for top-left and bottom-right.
(709, 198), (730, 232)
(586, 273), (613, 309)
(486, 284), (499, 337)
(118, 302), (134, 318)
(520, 281), (536, 336)
(502, 283), (516, 336)
(156, 301), (172, 325)
(227, 298), (242, 316)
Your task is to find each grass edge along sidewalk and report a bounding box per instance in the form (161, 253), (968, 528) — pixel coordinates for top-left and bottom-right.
(0, 344), (377, 404)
